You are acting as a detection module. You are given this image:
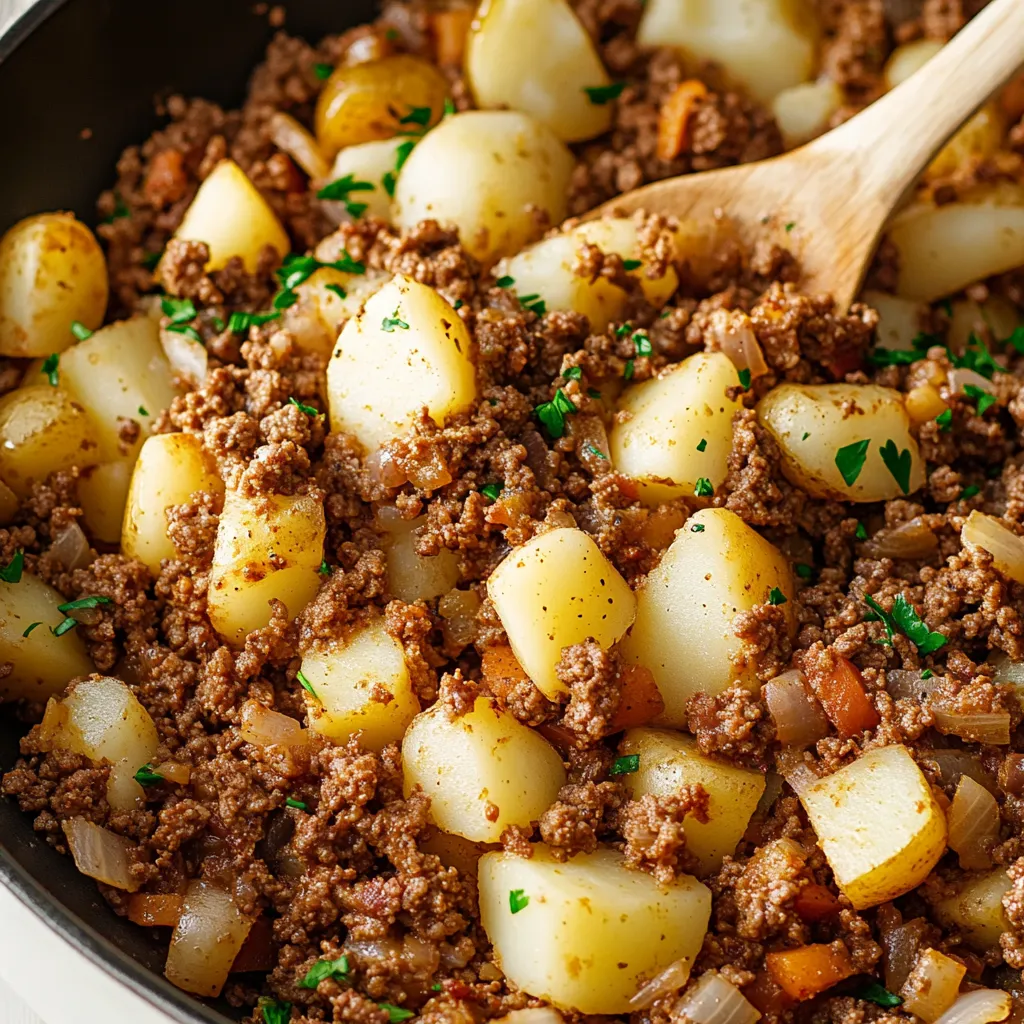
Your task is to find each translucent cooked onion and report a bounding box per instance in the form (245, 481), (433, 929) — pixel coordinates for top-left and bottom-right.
(438, 588), (482, 647)
(128, 893), (184, 927)
(962, 511), (1024, 585)
(675, 972), (761, 1024)
(365, 446), (409, 489)
(901, 948), (967, 1023)
(239, 700), (309, 749)
(929, 748), (998, 794)
(153, 760), (191, 784)
(933, 989), (1011, 1024)
(62, 817), (140, 892)
(405, 448), (453, 491)
(106, 759), (145, 812)
(949, 367), (995, 396)
(628, 959), (692, 1010)
(50, 521), (93, 570)
(161, 326), (208, 384)
(165, 880), (254, 998)
(947, 774), (999, 870)
(863, 518), (939, 560)
(269, 112), (330, 181)
(704, 308), (769, 381)
(933, 709), (1012, 745)
(886, 669), (943, 701)
(763, 670), (829, 747)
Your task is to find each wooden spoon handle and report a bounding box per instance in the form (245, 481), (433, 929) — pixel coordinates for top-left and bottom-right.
(814, 0), (1024, 202)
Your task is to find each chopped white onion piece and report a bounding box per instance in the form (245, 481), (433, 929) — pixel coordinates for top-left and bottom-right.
(269, 112), (330, 182)
(106, 759), (146, 812)
(949, 367), (995, 395)
(62, 817), (140, 891)
(50, 522), (94, 570)
(239, 700), (309, 749)
(704, 309), (769, 381)
(628, 958), (692, 1010)
(675, 972), (761, 1024)
(947, 774), (999, 870)
(161, 326), (208, 384)
(962, 511), (1024, 585)
(763, 670), (829, 747)
(886, 668), (943, 702)
(933, 989), (1011, 1024)
(901, 948), (966, 1022)
(933, 709), (1012, 745)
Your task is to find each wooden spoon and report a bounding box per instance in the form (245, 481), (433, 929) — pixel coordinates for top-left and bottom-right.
(599, 0), (1024, 310)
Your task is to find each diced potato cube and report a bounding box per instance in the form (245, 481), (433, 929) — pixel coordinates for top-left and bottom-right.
(772, 78), (843, 147)
(862, 290), (924, 353)
(799, 744), (947, 910)
(377, 508), (460, 603)
(618, 726), (765, 874)
(170, 160), (289, 273)
(466, 0), (613, 142)
(0, 572), (93, 702)
(0, 384), (99, 497)
(609, 352), (742, 505)
(303, 617), (420, 752)
(619, 508), (795, 726)
(208, 489), (326, 645)
(403, 695), (566, 842)
(933, 868), (1011, 951)
(486, 527), (636, 700)
(122, 433), (223, 574)
(900, 948), (966, 1022)
(478, 846), (711, 1013)
(884, 40), (943, 89)
(323, 138), (405, 223)
(757, 383), (924, 502)
(393, 111), (574, 264)
(79, 461), (134, 545)
(0, 212), (109, 358)
(59, 316), (177, 463)
(327, 275), (477, 453)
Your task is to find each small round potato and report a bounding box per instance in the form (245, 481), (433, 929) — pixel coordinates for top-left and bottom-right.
(0, 212), (108, 357)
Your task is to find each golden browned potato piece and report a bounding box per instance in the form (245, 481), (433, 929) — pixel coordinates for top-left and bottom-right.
(0, 212), (108, 357)
(315, 55), (449, 159)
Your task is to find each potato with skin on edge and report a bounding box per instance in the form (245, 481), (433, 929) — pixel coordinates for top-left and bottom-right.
(0, 212), (109, 358)
(79, 461), (134, 545)
(619, 507), (795, 727)
(799, 744), (947, 910)
(170, 160), (289, 273)
(302, 617), (420, 752)
(327, 275), (477, 453)
(618, 726), (766, 874)
(376, 507), (460, 603)
(207, 489), (326, 646)
(757, 383), (924, 502)
(393, 110), (574, 264)
(609, 351), (742, 505)
(486, 526), (636, 700)
(465, 0), (613, 143)
(933, 867), (1011, 951)
(403, 694), (566, 842)
(478, 846), (711, 1013)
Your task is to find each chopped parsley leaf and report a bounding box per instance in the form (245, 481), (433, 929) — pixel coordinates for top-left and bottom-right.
(260, 999), (292, 1024)
(623, 359), (635, 380)
(963, 383), (997, 416)
(288, 397), (319, 416)
(615, 323), (632, 337)
(381, 171), (397, 198)
(313, 62), (333, 80)
(878, 439), (913, 494)
(103, 191), (130, 223)
(856, 983), (902, 1009)
(395, 140), (415, 172)
(296, 669), (318, 699)
(737, 368), (751, 390)
(939, 298), (954, 318)
(632, 331), (652, 357)
(166, 323), (204, 344)
(495, 275), (515, 289)
(768, 587), (787, 606)
(583, 81), (625, 104)
(855, 521), (867, 540)
(134, 763), (164, 786)
(962, 484), (980, 499)
(210, 316), (225, 332)
(585, 444), (608, 460)
(864, 593), (946, 654)
(520, 293), (547, 316)
(0, 550), (24, 584)
(399, 105), (433, 127)
(141, 251), (162, 271)
(795, 563), (813, 580)
(691, 523), (705, 533)
(317, 174), (376, 217)
(228, 311), (281, 333)
(509, 889), (530, 914)
(921, 669), (934, 679)
(161, 296), (197, 325)
(272, 290), (299, 311)
(57, 596), (112, 613)
(382, 312), (410, 332)
(835, 439), (870, 487)
(453, 299), (464, 310)
(431, 983), (442, 992)
(785, 221), (795, 232)
(385, 27), (400, 40)
(694, 477), (714, 498)
(52, 617), (77, 637)
(300, 955), (349, 989)
(22, 622), (41, 638)
(318, 560), (332, 576)
(610, 754), (640, 775)
(277, 254), (320, 292)
(802, 432), (810, 440)
(622, 258), (642, 271)
(286, 798), (309, 811)
(41, 353), (59, 386)
(70, 321), (93, 342)
(696, 438), (707, 452)
(379, 1005), (414, 1023)
(535, 389), (576, 439)
(444, 97), (456, 117)
(1006, 325), (1024, 354)
(936, 407), (953, 430)
(481, 483), (503, 502)
(325, 283), (347, 300)
(959, 332), (998, 379)
(564, 366), (583, 381)
(138, 406), (149, 417)
(587, 388), (602, 399)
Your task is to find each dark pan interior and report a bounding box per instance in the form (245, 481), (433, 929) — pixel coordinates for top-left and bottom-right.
(0, 0), (371, 1019)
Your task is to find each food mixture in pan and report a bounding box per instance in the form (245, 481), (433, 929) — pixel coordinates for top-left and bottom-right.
(5, 0), (1024, 1022)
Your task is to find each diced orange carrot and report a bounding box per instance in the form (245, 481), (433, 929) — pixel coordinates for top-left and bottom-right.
(656, 79), (708, 162)
(745, 970), (796, 1016)
(231, 916), (276, 973)
(481, 645), (530, 702)
(144, 149), (188, 207)
(794, 883), (841, 922)
(609, 665), (665, 731)
(431, 8), (474, 66)
(127, 893), (183, 928)
(766, 943), (856, 1001)
(817, 656), (879, 737)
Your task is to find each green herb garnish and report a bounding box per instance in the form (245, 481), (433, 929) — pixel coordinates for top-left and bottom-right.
(585, 444), (608, 460)
(737, 368), (751, 390)
(856, 983), (902, 1009)
(167, 323), (205, 344)
(610, 754), (640, 775)
(286, 798), (308, 811)
(921, 669), (934, 679)
(317, 173), (376, 218)
(963, 383), (997, 416)
(795, 563), (813, 580)
(936, 408), (953, 430)
(632, 331), (652, 357)
(22, 622), (41, 637)
(318, 560), (332, 576)
(962, 484), (980, 499)
(623, 359), (635, 380)
(134, 763), (164, 786)
(325, 283), (347, 300)
(41, 353), (60, 386)
(694, 477), (713, 498)
(379, 1005), (414, 1024)
(864, 593), (946, 654)
(855, 522), (867, 540)
(288, 397), (319, 416)
(564, 366), (583, 381)
(138, 406), (149, 417)
(768, 587), (787, 606)
(228, 311), (281, 334)
(509, 889), (530, 914)
(835, 439), (870, 487)
(622, 259), (642, 271)
(103, 192), (130, 223)
(141, 251), (162, 271)
(0, 550), (24, 584)
(161, 296), (197, 325)
(382, 313), (409, 332)
(696, 438), (707, 452)
(260, 1000), (292, 1024)
(481, 483), (503, 502)
(784, 222), (795, 233)
(520, 293), (547, 316)
(495, 275), (515, 289)
(313, 62), (333, 80)
(70, 321), (93, 342)
(691, 523), (705, 533)
(878, 439), (913, 494)
(583, 82), (626, 104)
(300, 954), (349, 988)
(399, 106), (433, 127)
(51, 617), (77, 637)
(296, 670), (318, 699)
(57, 596), (112, 613)
(535, 389), (576, 439)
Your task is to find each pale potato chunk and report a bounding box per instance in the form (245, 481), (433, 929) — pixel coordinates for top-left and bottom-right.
(486, 527), (636, 699)
(303, 618), (420, 751)
(0, 385), (99, 497)
(327, 275), (477, 452)
(933, 868), (1011, 951)
(466, 0), (612, 142)
(79, 462), (134, 545)
(393, 111), (574, 263)
(0, 213), (109, 358)
(479, 846), (711, 1013)
(799, 744), (947, 910)
(772, 78), (843, 147)
(757, 383), (924, 502)
(171, 160), (289, 273)
(609, 352), (741, 505)
(403, 695), (566, 841)
(619, 508), (795, 726)
(884, 39), (942, 89)
(618, 727), (765, 874)
(208, 490), (326, 645)
(377, 508), (460, 603)
(0, 572), (93, 702)
(863, 290), (924, 353)
(59, 316), (177, 463)
(638, 0), (819, 103)
(889, 188), (1024, 302)
(323, 138), (405, 223)
(122, 434), (224, 574)
(496, 218), (678, 332)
